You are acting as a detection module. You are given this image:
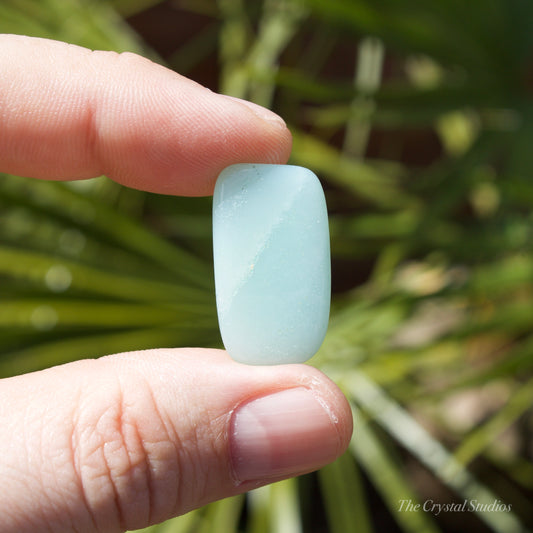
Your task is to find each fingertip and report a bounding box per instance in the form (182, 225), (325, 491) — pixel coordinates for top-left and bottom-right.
(230, 383), (352, 485)
(95, 76), (294, 196)
(171, 93), (294, 196)
(302, 364), (354, 452)
(220, 95), (289, 131)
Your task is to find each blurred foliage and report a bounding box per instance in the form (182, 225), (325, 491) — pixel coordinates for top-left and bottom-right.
(1, 0), (533, 532)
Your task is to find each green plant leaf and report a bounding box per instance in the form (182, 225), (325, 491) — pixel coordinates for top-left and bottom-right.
(319, 452), (373, 533)
(346, 371), (528, 533)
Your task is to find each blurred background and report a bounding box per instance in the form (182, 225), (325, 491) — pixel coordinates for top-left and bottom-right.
(1, 0), (533, 532)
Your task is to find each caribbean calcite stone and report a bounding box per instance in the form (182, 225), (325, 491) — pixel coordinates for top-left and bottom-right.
(212, 164), (330, 365)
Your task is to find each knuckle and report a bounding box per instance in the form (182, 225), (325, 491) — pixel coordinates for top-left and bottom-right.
(70, 370), (177, 531)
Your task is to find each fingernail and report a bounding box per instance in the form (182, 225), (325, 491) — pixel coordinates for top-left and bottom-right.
(230, 387), (341, 483)
(222, 95), (287, 129)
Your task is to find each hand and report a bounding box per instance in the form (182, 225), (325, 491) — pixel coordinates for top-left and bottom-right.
(0, 35), (353, 533)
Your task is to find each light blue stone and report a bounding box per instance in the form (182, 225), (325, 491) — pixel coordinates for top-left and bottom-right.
(212, 163), (331, 365)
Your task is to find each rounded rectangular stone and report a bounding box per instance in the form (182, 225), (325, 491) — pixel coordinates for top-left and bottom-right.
(213, 163), (330, 365)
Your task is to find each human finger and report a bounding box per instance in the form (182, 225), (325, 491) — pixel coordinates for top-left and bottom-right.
(0, 348), (352, 532)
(0, 34), (291, 196)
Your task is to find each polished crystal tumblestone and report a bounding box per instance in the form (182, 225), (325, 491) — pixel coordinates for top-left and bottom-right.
(212, 163), (331, 365)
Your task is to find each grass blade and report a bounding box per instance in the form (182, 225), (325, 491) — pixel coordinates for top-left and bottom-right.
(452, 375), (533, 468)
(0, 326), (221, 378)
(0, 246), (214, 304)
(346, 371), (528, 533)
(270, 478), (302, 533)
(351, 406), (440, 533)
(197, 495), (244, 533)
(319, 452), (373, 533)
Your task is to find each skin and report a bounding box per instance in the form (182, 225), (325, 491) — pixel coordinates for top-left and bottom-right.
(0, 34), (353, 533)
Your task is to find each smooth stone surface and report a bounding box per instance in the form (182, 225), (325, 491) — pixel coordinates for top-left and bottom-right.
(213, 163), (330, 365)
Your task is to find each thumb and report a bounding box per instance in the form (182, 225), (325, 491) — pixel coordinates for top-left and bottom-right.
(0, 349), (352, 532)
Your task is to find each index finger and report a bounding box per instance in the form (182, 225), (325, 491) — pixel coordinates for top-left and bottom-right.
(0, 35), (292, 196)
